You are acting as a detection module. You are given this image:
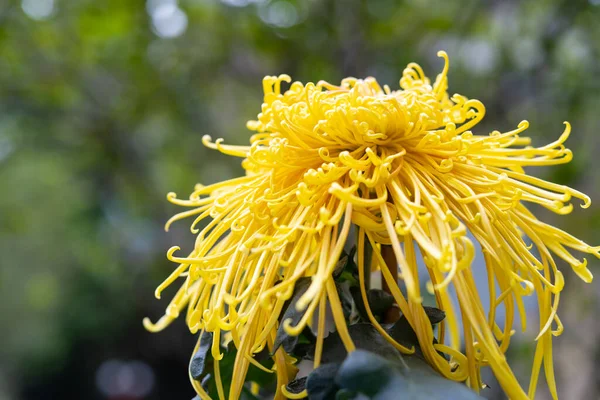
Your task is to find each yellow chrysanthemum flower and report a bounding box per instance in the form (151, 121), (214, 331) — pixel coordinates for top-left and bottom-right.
(145, 51), (598, 400)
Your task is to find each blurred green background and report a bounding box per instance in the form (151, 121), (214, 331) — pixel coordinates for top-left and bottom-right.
(1, 0), (599, 399)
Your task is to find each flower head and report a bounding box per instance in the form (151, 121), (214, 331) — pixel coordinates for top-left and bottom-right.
(145, 51), (597, 400)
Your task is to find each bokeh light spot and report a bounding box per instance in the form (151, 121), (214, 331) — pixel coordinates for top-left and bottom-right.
(96, 360), (155, 398)
(460, 38), (498, 75)
(259, 1), (298, 28)
(221, 0), (251, 7)
(21, 0), (54, 20)
(146, 0), (177, 15)
(150, 2), (188, 38)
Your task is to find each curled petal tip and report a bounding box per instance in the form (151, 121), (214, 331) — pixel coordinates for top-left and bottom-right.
(167, 246), (181, 260)
(281, 385), (307, 399)
(580, 195), (591, 209)
(282, 317), (303, 336)
(142, 317), (155, 331)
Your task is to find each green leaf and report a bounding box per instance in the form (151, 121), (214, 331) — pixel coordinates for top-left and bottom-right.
(306, 363), (341, 400)
(336, 282), (359, 323)
(273, 277), (312, 354)
(335, 388), (362, 400)
(336, 350), (483, 400)
(333, 253), (349, 277)
(351, 287), (395, 321)
(205, 343), (236, 399)
(320, 323), (400, 364)
(367, 289), (395, 317)
(291, 338), (316, 359)
(245, 347), (276, 387)
(337, 270), (359, 286)
(201, 374), (211, 391)
(190, 331), (213, 380)
(423, 306), (446, 324)
(203, 343), (276, 398)
(241, 385), (262, 400)
(385, 315), (419, 352)
(334, 247), (359, 285)
(385, 306), (446, 358)
(285, 376), (307, 395)
(335, 350), (391, 397)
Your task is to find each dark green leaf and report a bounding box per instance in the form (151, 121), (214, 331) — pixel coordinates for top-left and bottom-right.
(273, 277), (312, 354)
(368, 290), (395, 317)
(201, 374), (211, 391)
(385, 306), (446, 358)
(246, 348), (276, 387)
(205, 343), (236, 399)
(335, 350), (392, 397)
(333, 254), (349, 277)
(306, 363), (341, 400)
(285, 376), (307, 394)
(337, 270), (359, 286)
(321, 323), (400, 364)
(192, 340), (275, 397)
(336, 350), (483, 400)
(336, 282), (358, 322)
(385, 315), (419, 352)
(335, 246), (359, 284)
(423, 306), (446, 325)
(190, 331), (213, 380)
(204, 343), (276, 399)
(335, 389), (363, 400)
(349, 287), (366, 320)
(292, 340), (316, 359)
(351, 287), (395, 321)
(241, 385), (262, 400)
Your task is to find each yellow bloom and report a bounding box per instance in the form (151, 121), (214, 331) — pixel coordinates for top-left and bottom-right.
(145, 51), (597, 400)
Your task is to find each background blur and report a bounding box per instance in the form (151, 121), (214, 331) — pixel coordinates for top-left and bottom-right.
(1, 0), (599, 399)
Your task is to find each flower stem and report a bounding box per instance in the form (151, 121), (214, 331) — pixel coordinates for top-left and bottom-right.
(362, 231), (372, 291)
(381, 245), (401, 323)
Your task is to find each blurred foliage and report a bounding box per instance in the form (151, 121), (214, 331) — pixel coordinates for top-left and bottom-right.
(0, 0), (599, 399)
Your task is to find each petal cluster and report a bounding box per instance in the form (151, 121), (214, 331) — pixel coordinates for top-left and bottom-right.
(146, 51), (597, 400)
